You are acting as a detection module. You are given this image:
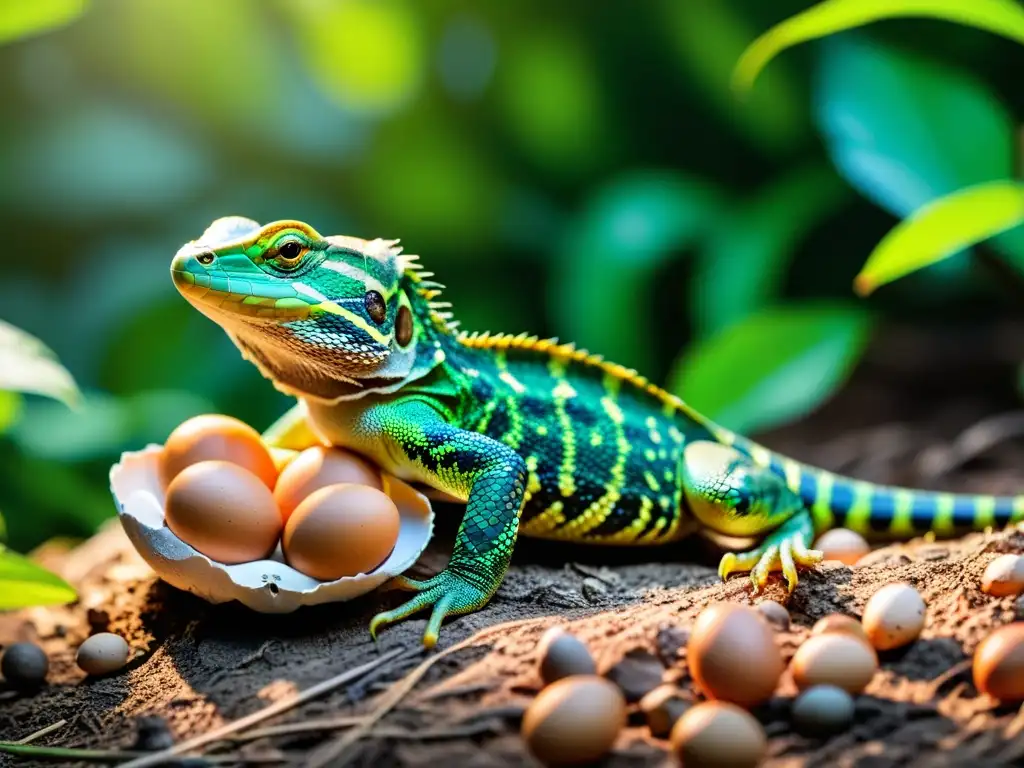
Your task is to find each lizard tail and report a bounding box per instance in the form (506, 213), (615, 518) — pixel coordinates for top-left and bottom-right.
(726, 433), (1024, 540)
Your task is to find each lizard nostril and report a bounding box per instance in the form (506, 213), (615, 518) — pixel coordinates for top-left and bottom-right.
(196, 252), (215, 266)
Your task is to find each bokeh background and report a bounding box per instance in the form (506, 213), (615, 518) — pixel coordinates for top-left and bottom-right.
(3, 0), (1024, 553)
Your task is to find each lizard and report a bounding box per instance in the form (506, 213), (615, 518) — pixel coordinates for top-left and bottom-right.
(170, 216), (1024, 648)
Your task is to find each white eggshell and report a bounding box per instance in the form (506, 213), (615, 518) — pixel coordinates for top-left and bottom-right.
(981, 554), (1024, 597)
(109, 445), (434, 613)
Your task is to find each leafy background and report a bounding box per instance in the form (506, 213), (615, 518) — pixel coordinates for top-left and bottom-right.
(2, 0), (1024, 555)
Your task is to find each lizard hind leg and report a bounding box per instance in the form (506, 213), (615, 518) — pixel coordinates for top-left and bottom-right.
(682, 440), (823, 592)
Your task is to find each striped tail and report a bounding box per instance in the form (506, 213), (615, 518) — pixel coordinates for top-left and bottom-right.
(727, 434), (1024, 539)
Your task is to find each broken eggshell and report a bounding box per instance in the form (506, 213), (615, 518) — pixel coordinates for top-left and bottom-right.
(109, 445), (434, 613)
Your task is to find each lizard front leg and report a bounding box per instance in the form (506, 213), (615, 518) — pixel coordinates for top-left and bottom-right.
(682, 440), (823, 592)
(359, 398), (526, 648)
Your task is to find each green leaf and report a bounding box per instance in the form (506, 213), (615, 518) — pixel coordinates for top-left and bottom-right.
(0, 546), (76, 611)
(660, 0), (806, 153)
(691, 164), (849, 336)
(0, 320), (80, 408)
(551, 172), (723, 373)
(733, 0), (1024, 93)
(855, 180), (1024, 295)
(668, 304), (873, 435)
(0, 0), (87, 45)
(0, 391), (21, 435)
(814, 37), (1013, 220)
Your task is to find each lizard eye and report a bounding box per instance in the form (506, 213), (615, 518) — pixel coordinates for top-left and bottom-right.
(364, 290), (387, 325)
(278, 241), (303, 262)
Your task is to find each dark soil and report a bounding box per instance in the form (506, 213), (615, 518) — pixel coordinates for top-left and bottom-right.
(5, 322), (1024, 767)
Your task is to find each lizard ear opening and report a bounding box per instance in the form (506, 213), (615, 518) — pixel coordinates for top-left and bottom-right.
(396, 305), (413, 347)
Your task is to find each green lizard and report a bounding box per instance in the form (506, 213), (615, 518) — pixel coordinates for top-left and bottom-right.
(171, 217), (1024, 647)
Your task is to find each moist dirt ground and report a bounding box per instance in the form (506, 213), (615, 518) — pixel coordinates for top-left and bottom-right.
(5, 322), (1024, 768)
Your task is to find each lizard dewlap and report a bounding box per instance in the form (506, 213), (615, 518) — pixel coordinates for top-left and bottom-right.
(282, 484), (400, 581)
(165, 461), (282, 564)
(273, 446), (382, 524)
(160, 414), (278, 490)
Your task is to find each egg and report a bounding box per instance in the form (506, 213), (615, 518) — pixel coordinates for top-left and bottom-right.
(76, 633), (130, 676)
(981, 554), (1024, 597)
(160, 414), (277, 490)
(165, 461), (282, 564)
(862, 583), (926, 651)
(536, 626), (596, 686)
(283, 484), (400, 581)
(812, 614), (869, 644)
(639, 684), (692, 738)
(273, 446), (382, 523)
(521, 675), (627, 766)
(791, 684), (855, 736)
(973, 623), (1024, 702)
(688, 603), (783, 708)
(756, 600), (790, 631)
(790, 633), (877, 694)
(814, 528), (870, 566)
(1, 642), (48, 690)
(670, 701), (766, 768)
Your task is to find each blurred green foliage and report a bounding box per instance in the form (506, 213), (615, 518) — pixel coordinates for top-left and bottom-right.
(2, 0), (1024, 552)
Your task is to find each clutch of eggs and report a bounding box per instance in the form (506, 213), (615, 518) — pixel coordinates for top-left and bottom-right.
(109, 414), (435, 613)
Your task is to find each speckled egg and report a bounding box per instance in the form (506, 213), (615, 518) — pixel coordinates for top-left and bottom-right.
(521, 675), (627, 766)
(862, 583), (926, 651)
(981, 554), (1024, 597)
(973, 623), (1024, 702)
(273, 446), (382, 524)
(536, 626), (596, 685)
(160, 414), (277, 490)
(790, 633), (877, 695)
(688, 603), (783, 708)
(76, 633), (130, 676)
(283, 484), (400, 581)
(814, 528), (870, 566)
(165, 461), (282, 564)
(670, 701), (766, 768)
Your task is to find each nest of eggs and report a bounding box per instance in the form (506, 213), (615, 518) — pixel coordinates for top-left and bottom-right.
(109, 415), (434, 613)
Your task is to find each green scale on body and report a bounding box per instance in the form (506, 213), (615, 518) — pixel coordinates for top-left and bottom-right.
(170, 217), (1024, 647)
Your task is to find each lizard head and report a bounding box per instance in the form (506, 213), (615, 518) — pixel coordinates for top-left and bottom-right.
(171, 217), (443, 402)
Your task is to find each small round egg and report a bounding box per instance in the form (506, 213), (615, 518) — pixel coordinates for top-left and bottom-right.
(862, 583), (926, 651)
(273, 446), (382, 524)
(521, 675), (627, 766)
(791, 684), (855, 736)
(160, 414), (277, 490)
(973, 623), (1024, 702)
(790, 633), (877, 694)
(812, 614), (869, 644)
(814, 528), (870, 566)
(981, 554), (1024, 597)
(283, 484), (400, 581)
(639, 684), (691, 738)
(688, 603), (783, 708)
(165, 461), (282, 564)
(1, 642), (48, 690)
(670, 701), (766, 768)
(76, 633), (130, 676)
(756, 600), (790, 631)
(536, 626), (596, 686)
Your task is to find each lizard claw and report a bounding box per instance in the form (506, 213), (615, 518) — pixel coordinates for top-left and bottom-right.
(370, 569), (490, 649)
(717, 528), (823, 593)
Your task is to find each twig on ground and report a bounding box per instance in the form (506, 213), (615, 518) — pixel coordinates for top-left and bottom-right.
(118, 646), (410, 768)
(414, 681), (498, 703)
(223, 715), (368, 744)
(919, 659), (973, 702)
(15, 720), (67, 745)
(307, 616), (552, 768)
(0, 743), (284, 764)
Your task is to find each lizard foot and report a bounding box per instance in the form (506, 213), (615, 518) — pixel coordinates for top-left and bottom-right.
(369, 570), (491, 649)
(718, 527), (822, 593)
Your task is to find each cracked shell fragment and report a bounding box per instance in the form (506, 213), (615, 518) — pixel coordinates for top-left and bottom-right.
(109, 445), (434, 613)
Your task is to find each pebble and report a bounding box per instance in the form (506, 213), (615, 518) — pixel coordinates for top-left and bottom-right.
(0, 642), (48, 690)
(639, 684), (692, 738)
(604, 649), (665, 703)
(756, 601), (790, 631)
(77, 633), (130, 676)
(536, 627), (596, 686)
(791, 684), (855, 736)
